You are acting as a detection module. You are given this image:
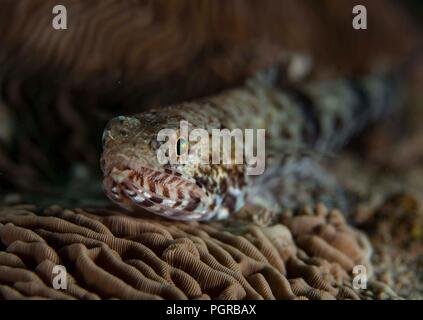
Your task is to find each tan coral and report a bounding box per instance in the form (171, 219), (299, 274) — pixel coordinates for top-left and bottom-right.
(281, 205), (372, 274)
(0, 203), (399, 300)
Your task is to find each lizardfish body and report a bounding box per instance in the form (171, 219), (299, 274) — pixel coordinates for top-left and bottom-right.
(101, 68), (399, 220)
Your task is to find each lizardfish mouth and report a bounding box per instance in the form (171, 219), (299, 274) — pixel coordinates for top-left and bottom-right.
(101, 159), (214, 221)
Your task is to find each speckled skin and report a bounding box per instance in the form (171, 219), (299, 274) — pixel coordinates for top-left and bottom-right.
(101, 67), (400, 221)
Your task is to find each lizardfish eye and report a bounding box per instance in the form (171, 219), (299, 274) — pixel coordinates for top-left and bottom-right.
(176, 137), (188, 156)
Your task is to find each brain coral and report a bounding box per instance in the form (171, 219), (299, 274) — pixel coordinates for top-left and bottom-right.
(0, 203), (398, 300)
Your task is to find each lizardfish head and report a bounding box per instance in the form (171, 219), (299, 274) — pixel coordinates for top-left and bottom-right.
(100, 112), (225, 221)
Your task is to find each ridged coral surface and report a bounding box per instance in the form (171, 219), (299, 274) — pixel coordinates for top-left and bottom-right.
(0, 204), (398, 300)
